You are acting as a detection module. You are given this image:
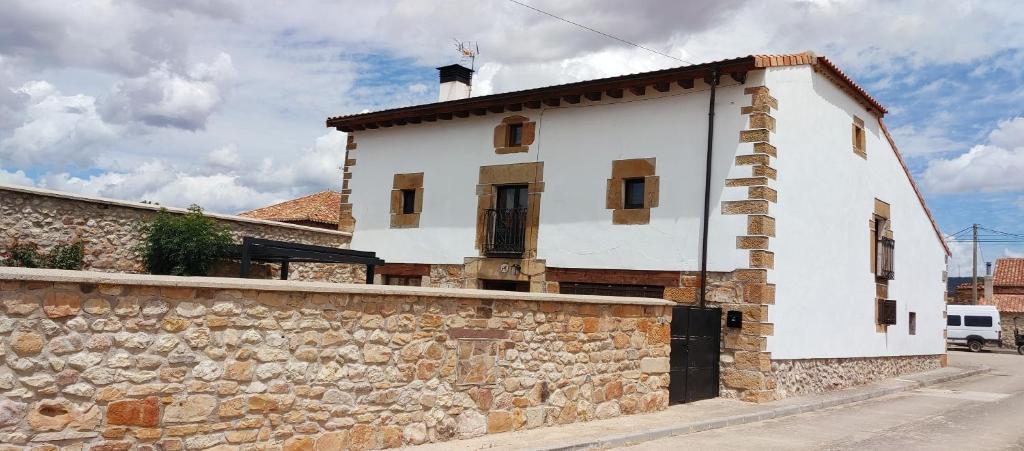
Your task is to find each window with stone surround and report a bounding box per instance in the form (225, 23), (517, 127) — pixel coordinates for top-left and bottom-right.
(390, 173), (423, 228)
(606, 158), (659, 225)
(853, 115), (866, 159)
(872, 198), (894, 331)
(623, 178), (645, 209)
(493, 115), (535, 154)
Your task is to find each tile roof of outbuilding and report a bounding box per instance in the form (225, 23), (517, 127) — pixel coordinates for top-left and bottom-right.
(994, 258), (1024, 287)
(238, 191), (341, 226)
(984, 294), (1024, 313)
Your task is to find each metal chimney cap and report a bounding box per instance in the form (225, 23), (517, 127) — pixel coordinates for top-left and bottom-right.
(437, 64), (474, 85)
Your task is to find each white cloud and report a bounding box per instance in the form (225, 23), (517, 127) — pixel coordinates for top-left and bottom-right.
(0, 81), (116, 167)
(101, 53), (236, 130)
(33, 131), (346, 214)
(205, 143), (241, 171)
(240, 131), (346, 193)
(889, 124), (964, 157)
(923, 116), (1024, 193)
(0, 167), (33, 186)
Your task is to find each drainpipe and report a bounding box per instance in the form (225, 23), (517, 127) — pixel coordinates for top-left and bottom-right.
(698, 68), (720, 309)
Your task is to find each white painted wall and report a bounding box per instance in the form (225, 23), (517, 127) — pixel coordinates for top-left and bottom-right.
(765, 66), (948, 359)
(348, 78), (757, 272)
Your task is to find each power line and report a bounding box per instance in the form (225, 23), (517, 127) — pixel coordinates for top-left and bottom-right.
(505, 0), (691, 64)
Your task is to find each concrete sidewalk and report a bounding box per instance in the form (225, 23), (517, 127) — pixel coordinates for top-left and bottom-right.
(409, 365), (989, 451)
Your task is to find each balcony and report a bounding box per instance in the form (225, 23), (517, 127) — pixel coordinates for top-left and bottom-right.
(484, 208), (527, 256)
(876, 236), (895, 280)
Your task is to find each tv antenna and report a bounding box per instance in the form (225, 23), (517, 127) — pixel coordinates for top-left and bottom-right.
(453, 39), (480, 71)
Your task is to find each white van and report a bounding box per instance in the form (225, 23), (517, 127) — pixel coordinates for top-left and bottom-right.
(946, 305), (1001, 352)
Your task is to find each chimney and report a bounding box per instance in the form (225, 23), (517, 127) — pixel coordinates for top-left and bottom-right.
(984, 274), (994, 303)
(437, 64), (473, 102)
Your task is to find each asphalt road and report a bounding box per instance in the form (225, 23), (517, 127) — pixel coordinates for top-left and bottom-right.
(619, 350), (1024, 451)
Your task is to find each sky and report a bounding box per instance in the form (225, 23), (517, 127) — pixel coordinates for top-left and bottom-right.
(0, 0), (1022, 275)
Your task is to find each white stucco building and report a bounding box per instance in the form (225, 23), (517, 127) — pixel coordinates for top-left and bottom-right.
(326, 53), (951, 402)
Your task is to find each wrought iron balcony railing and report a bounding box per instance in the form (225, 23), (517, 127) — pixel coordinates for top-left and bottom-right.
(877, 237), (895, 280)
(484, 208), (527, 256)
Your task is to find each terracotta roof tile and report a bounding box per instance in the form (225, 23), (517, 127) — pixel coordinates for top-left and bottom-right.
(984, 294), (1024, 313)
(239, 191), (341, 226)
(994, 258), (1024, 287)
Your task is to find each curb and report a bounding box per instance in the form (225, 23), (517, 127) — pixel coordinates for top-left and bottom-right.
(540, 366), (990, 451)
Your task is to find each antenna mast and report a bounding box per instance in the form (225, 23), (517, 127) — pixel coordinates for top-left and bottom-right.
(453, 39), (480, 95)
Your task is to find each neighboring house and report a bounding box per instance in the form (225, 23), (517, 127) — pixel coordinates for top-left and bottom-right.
(325, 52), (951, 402)
(983, 258), (1024, 347)
(239, 191), (342, 230)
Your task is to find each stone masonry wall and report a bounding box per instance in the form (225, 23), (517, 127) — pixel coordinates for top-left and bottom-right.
(0, 186), (360, 284)
(999, 312), (1022, 349)
(0, 268), (671, 450)
(771, 355), (943, 398)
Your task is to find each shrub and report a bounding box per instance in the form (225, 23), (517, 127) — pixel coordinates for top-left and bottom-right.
(139, 205), (234, 276)
(46, 241), (85, 270)
(0, 240), (85, 270)
(1, 241), (43, 268)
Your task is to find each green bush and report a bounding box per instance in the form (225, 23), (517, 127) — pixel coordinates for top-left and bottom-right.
(139, 205), (234, 276)
(1, 240), (85, 270)
(46, 241), (85, 270)
(1, 241), (43, 268)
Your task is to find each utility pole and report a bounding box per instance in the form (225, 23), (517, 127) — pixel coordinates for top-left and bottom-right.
(972, 223), (978, 305)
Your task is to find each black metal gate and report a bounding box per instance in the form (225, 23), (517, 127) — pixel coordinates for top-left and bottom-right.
(669, 306), (721, 403)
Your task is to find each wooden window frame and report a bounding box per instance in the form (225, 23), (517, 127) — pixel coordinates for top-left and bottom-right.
(607, 158), (659, 225)
(493, 115), (535, 154)
(400, 189), (416, 215)
(507, 122), (524, 147)
(852, 115), (866, 159)
(877, 298), (897, 325)
(390, 173), (423, 228)
(623, 178), (646, 210)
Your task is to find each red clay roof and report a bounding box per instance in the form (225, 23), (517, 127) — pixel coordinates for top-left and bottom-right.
(994, 258), (1024, 287)
(239, 191), (341, 226)
(326, 51), (886, 131)
(984, 294), (1024, 313)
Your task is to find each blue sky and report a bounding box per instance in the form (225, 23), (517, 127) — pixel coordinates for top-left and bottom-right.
(0, 0), (1022, 274)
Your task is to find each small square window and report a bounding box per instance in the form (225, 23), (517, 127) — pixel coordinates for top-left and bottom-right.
(507, 123), (523, 147)
(908, 312), (916, 335)
(401, 189), (416, 214)
(623, 178), (645, 209)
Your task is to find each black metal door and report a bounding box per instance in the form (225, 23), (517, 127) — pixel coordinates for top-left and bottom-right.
(669, 306), (721, 403)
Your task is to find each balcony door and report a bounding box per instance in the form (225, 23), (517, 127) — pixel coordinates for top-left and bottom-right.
(485, 185), (528, 256)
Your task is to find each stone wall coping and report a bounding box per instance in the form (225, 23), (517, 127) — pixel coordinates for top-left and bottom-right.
(0, 267), (675, 306)
(1, 183), (351, 237)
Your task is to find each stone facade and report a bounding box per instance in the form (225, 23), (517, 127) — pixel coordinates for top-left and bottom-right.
(0, 268), (671, 449)
(999, 312), (1023, 349)
(771, 355), (943, 398)
(0, 186), (361, 284)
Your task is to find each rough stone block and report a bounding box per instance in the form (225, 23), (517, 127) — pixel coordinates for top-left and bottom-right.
(639, 357), (669, 374)
(106, 397), (160, 427)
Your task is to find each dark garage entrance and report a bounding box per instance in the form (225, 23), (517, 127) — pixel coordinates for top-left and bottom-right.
(669, 306), (721, 403)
